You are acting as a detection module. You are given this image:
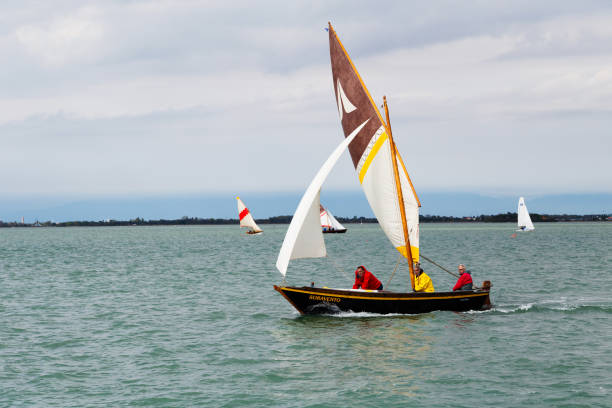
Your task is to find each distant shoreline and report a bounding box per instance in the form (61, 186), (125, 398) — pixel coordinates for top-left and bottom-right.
(1, 212), (610, 227)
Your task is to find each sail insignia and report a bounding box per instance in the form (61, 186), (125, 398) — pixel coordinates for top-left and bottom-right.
(336, 79), (357, 120)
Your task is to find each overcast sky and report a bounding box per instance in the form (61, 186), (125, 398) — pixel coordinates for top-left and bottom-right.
(2, 0), (612, 203)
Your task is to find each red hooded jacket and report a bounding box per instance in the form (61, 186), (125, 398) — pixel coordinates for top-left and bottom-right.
(453, 272), (473, 291)
(353, 266), (382, 290)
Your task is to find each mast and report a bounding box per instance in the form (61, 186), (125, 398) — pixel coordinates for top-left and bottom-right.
(383, 96), (416, 291)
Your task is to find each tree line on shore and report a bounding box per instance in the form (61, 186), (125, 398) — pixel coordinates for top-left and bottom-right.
(0, 212), (610, 228)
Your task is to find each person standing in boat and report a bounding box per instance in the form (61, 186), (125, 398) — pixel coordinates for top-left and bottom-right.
(352, 266), (383, 290)
(453, 264), (473, 291)
(414, 263), (435, 292)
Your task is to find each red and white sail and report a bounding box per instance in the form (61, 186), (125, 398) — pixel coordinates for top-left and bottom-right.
(328, 23), (420, 262)
(236, 197), (262, 233)
(320, 204), (346, 232)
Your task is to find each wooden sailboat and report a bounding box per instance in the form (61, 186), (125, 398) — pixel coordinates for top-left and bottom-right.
(320, 204), (347, 233)
(273, 23), (491, 315)
(236, 197), (262, 235)
(517, 197), (535, 231)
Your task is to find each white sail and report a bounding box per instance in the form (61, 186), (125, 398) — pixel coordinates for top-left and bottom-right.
(359, 133), (420, 260)
(237, 197), (262, 233)
(320, 205), (347, 232)
(517, 197), (535, 231)
(276, 120), (367, 276)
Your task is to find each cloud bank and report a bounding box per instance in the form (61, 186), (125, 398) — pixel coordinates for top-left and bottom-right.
(1, 0), (611, 199)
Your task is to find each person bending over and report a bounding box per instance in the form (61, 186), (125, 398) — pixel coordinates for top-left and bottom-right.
(353, 265), (383, 290)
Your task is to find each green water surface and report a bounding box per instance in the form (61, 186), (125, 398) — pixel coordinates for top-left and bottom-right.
(1, 223), (610, 407)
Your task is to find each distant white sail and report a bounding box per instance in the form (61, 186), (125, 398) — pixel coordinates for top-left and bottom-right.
(237, 197), (262, 234)
(320, 205), (347, 232)
(517, 197), (535, 231)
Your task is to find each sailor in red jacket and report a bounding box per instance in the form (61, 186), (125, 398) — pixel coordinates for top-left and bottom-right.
(353, 265), (383, 290)
(453, 264), (473, 291)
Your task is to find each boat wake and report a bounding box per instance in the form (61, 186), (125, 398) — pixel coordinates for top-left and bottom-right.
(492, 303), (534, 314)
(320, 311), (422, 318)
(491, 299), (612, 314)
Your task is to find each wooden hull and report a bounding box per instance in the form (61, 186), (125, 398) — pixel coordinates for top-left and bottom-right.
(274, 285), (491, 315)
(245, 230), (262, 235)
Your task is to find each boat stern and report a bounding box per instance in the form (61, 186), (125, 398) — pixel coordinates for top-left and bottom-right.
(480, 280), (492, 310)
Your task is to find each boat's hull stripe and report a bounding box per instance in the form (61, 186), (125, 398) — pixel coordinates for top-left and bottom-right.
(274, 285), (491, 315)
(281, 287), (488, 301)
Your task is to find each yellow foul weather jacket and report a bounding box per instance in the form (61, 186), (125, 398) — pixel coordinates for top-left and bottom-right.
(414, 272), (435, 292)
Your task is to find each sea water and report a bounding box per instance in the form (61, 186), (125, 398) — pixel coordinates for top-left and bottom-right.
(0, 223), (610, 407)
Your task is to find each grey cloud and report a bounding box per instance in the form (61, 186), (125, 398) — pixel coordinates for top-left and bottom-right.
(1, 0), (612, 197)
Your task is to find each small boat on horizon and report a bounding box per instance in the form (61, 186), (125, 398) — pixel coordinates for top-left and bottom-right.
(517, 197), (535, 231)
(236, 197), (263, 235)
(273, 23), (491, 315)
(320, 204), (347, 233)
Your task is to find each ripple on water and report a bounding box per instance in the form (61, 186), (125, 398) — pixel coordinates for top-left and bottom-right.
(0, 224), (610, 407)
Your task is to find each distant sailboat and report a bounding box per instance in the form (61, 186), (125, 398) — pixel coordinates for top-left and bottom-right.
(517, 197), (535, 231)
(236, 197), (262, 235)
(320, 204), (347, 233)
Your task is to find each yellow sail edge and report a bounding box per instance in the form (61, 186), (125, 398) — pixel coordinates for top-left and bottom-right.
(396, 245), (420, 263)
(358, 131), (389, 184)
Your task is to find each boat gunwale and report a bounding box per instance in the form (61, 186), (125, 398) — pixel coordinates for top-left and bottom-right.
(274, 285), (490, 301)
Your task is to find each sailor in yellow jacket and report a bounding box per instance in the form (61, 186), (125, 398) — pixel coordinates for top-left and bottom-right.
(413, 263), (435, 292)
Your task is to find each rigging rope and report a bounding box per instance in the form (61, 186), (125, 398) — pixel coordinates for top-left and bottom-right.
(420, 254), (460, 278)
(420, 254), (483, 290)
(326, 255), (352, 280)
(386, 253), (402, 287)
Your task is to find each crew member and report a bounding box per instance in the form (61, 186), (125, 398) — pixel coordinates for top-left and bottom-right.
(414, 263), (435, 292)
(353, 265), (383, 290)
(453, 264), (473, 291)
